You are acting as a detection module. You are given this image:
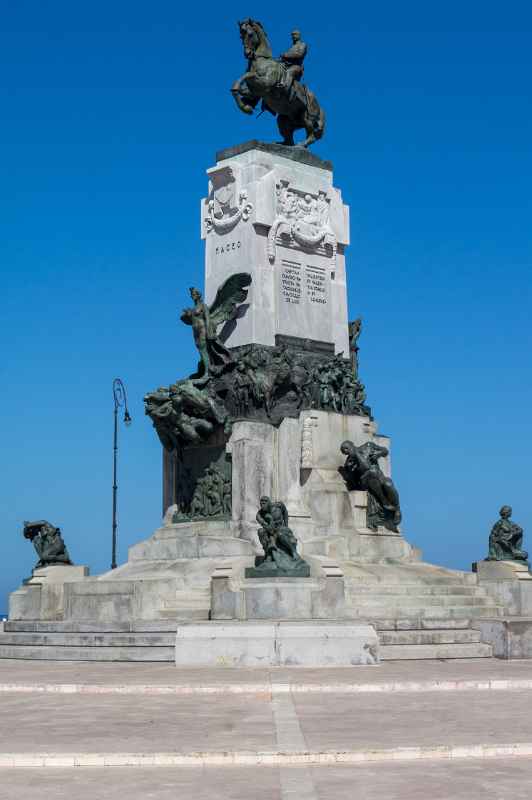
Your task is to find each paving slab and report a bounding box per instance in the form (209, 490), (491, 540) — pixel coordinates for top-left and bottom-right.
(0, 693), (275, 754)
(2, 760), (532, 800)
(2, 688), (532, 756)
(294, 689), (532, 751)
(0, 766), (282, 800)
(0, 658), (532, 693)
(310, 759), (532, 800)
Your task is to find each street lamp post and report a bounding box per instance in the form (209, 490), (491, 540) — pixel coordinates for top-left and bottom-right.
(112, 378), (132, 570)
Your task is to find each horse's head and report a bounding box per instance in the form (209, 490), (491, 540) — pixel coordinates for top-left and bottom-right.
(238, 18), (272, 61)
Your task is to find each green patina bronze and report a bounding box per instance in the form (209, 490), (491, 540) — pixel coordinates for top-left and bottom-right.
(231, 20), (325, 148)
(144, 272), (370, 521)
(487, 506), (528, 564)
(23, 521), (73, 569)
(245, 497), (310, 578)
(339, 441), (402, 533)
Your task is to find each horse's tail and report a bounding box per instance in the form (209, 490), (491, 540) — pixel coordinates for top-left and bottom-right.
(304, 88), (326, 140)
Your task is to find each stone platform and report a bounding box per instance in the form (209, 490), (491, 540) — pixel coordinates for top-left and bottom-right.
(4, 410), (520, 663)
(175, 621), (378, 667)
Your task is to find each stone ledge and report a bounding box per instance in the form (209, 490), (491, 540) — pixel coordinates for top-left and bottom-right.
(216, 140), (333, 171)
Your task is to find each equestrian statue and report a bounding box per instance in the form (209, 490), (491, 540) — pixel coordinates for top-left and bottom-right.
(231, 20), (326, 148)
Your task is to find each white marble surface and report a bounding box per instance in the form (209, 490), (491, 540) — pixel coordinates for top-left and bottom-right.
(201, 148), (350, 353)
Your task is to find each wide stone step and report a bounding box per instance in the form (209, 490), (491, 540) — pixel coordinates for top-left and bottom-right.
(0, 632), (176, 647)
(343, 573), (479, 586)
(373, 618), (474, 631)
(345, 594), (495, 607)
(380, 642), (493, 660)
(0, 644), (175, 661)
(4, 621), (178, 633)
(346, 584), (488, 596)
(379, 629), (481, 645)
(348, 605), (504, 619)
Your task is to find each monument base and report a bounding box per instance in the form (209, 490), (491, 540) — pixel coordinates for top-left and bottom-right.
(473, 559), (532, 618)
(175, 621), (379, 667)
(212, 559), (345, 621)
(245, 562), (311, 578)
(9, 565), (90, 622)
(476, 618), (532, 659)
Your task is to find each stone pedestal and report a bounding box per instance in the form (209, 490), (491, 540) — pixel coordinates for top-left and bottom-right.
(202, 142), (350, 354)
(175, 621), (379, 667)
(211, 560), (345, 621)
(9, 565), (89, 621)
(229, 420), (275, 547)
(476, 618), (532, 659)
(474, 560), (532, 582)
(473, 560), (532, 616)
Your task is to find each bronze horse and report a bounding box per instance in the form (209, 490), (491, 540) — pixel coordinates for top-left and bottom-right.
(231, 19), (325, 148)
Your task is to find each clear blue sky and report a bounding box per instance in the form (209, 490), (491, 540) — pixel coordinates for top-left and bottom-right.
(2, 2), (532, 611)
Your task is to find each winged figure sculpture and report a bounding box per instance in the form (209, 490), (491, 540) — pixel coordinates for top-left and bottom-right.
(180, 272), (252, 380)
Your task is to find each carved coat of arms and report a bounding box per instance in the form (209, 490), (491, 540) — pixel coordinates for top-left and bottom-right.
(204, 165), (253, 234)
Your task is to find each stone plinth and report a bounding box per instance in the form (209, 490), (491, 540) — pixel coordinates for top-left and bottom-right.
(201, 145), (350, 354)
(474, 560), (532, 582)
(9, 565), (89, 622)
(211, 560), (345, 621)
(474, 560), (532, 618)
(175, 621), (379, 667)
(27, 565), (89, 584)
(477, 618), (532, 659)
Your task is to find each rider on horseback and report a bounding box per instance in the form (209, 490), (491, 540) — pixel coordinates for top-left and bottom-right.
(233, 19), (325, 148)
(279, 30), (307, 94)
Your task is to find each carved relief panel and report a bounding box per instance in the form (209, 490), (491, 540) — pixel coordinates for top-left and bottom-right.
(268, 180), (337, 264)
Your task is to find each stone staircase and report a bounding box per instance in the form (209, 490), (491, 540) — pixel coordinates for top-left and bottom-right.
(343, 563), (504, 660)
(0, 621), (177, 662)
(0, 561), (506, 662)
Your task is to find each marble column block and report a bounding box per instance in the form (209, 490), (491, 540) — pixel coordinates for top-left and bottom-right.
(230, 420), (275, 547)
(201, 144), (350, 354)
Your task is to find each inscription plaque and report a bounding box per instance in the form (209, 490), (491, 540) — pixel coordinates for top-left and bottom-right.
(280, 261), (302, 305)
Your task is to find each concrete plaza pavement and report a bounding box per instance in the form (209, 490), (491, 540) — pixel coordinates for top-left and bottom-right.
(1, 658), (532, 799)
(3, 760), (532, 800)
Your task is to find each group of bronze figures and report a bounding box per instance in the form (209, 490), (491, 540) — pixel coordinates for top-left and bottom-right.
(230, 345), (369, 420)
(144, 273), (369, 457)
(173, 465), (232, 523)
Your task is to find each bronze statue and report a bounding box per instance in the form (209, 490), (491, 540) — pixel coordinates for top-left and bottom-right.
(232, 19), (325, 148)
(247, 496), (310, 576)
(279, 29), (307, 92)
(23, 521), (72, 569)
(487, 506), (528, 563)
(180, 273), (251, 380)
(339, 440), (402, 532)
(348, 318), (362, 377)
